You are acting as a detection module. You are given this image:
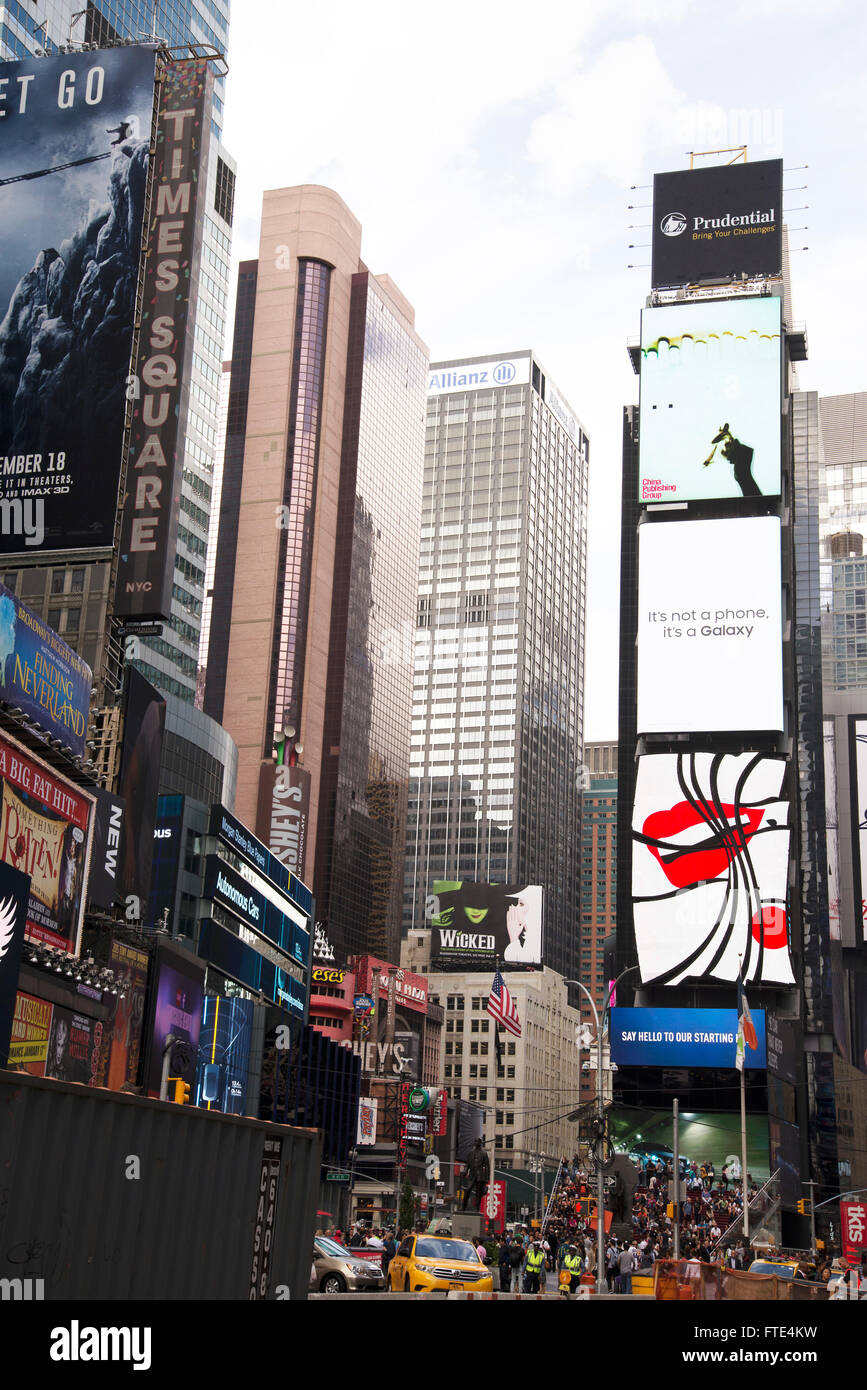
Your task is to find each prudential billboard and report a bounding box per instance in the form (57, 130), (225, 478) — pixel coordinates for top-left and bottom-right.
(651, 158), (783, 288)
(0, 48), (159, 556)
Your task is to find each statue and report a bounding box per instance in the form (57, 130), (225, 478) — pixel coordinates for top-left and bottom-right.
(461, 1138), (491, 1211)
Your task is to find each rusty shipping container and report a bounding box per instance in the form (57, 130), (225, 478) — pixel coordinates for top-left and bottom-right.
(0, 1071), (322, 1300)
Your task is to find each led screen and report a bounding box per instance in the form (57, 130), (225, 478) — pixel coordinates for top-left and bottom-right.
(639, 297), (781, 504)
(632, 752), (794, 987)
(637, 516), (783, 734)
(429, 881), (543, 970)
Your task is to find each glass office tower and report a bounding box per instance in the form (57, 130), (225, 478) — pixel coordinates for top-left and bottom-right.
(404, 352), (589, 985)
(0, 1), (235, 704)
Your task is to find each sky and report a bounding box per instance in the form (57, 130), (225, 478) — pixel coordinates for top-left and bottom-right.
(219, 0), (867, 742)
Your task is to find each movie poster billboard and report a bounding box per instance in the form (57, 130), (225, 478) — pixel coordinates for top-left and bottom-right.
(651, 159), (783, 289)
(142, 940), (205, 1099)
(9, 990), (101, 1083)
(0, 729), (94, 955)
(632, 752), (793, 987)
(93, 938), (149, 1091)
(0, 861), (31, 1066)
(0, 48), (159, 556)
(0, 582), (92, 755)
(639, 298), (782, 503)
(429, 881), (543, 971)
(637, 516), (784, 734)
(115, 60), (212, 619)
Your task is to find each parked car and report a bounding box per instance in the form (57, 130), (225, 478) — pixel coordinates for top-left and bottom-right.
(310, 1235), (385, 1294)
(386, 1234), (493, 1294)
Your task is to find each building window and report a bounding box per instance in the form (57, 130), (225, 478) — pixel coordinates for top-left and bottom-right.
(214, 157), (235, 226)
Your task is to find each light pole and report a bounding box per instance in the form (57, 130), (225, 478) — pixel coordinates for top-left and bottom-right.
(565, 967), (639, 1292)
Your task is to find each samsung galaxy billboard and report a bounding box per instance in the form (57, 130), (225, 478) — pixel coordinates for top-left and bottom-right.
(651, 158), (783, 288)
(637, 516), (784, 734)
(639, 297), (782, 504)
(0, 47), (159, 556)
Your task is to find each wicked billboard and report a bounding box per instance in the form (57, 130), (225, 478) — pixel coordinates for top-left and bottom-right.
(0, 47), (159, 555)
(0, 729), (94, 955)
(651, 158), (783, 289)
(429, 881), (543, 971)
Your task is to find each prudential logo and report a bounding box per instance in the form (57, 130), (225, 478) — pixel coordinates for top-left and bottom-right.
(660, 211), (688, 237)
(493, 361), (516, 384)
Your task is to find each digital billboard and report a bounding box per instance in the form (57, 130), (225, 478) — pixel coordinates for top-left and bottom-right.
(428, 881), (543, 971)
(0, 581), (92, 755)
(610, 1007), (766, 1069)
(196, 995), (254, 1115)
(0, 729), (94, 955)
(639, 298), (782, 503)
(850, 718), (867, 944)
(0, 48), (159, 556)
(117, 666), (165, 920)
(142, 939), (205, 1099)
(115, 59), (212, 619)
(637, 516), (783, 734)
(632, 751), (793, 986)
(651, 158), (783, 289)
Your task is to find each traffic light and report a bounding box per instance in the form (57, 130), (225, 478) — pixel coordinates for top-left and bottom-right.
(797, 1198), (806, 1215)
(171, 1077), (191, 1105)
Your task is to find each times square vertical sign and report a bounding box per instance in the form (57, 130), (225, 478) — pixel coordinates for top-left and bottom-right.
(115, 61), (212, 620)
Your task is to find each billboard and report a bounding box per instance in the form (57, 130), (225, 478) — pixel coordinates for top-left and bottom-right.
(0, 729), (94, 954)
(86, 788), (125, 911)
(609, 1007), (767, 1069)
(639, 298), (782, 503)
(632, 752), (793, 986)
(0, 48), (159, 555)
(255, 760), (311, 882)
(117, 666), (165, 919)
(93, 938), (149, 1091)
(115, 59), (212, 619)
(637, 516), (783, 734)
(142, 940), (205, 1099)
(849, 718), (867, 944)
(0, 582), (92, 755)
(651, 158), (783, 289)
(9, 990), (102, 1083)
(196, 995), (254, 1115)
(0, 862), (31, 1067)
(429, 881), (543, 971)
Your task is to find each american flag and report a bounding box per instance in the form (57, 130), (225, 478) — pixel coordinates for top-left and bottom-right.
(486, 970), (521, 1037)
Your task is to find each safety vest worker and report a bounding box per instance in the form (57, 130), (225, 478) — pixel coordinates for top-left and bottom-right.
(563, 1251), (581, 1275)
(526, 1246), (545, 1274)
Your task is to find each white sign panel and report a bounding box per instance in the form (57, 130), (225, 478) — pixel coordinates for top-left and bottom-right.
(632, 752), (794, 986)
(637, 516), (783, 734)
(427, 357), (530, 395)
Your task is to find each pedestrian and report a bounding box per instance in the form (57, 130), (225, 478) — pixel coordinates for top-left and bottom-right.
(381, 1228), (396, 1279)
(523, 1238), (546, 1293)
(498, 1235), (514, 1291)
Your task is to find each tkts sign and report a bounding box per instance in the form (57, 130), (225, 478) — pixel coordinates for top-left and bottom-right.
(115, 60), (212, 619)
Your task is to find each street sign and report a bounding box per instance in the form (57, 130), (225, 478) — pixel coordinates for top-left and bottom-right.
(326, 1171), (351, 1182)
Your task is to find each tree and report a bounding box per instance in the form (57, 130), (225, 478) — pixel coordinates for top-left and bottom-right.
(399, 1174), (416, 1232)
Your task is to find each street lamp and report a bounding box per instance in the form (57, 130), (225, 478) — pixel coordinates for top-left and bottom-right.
(564, 967), (639, 1291)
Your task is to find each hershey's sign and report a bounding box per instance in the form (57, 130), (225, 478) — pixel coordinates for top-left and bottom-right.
(256, 760), (310, 880)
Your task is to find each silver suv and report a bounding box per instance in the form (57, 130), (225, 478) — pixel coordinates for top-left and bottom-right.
(310, 1236), (385, 1294)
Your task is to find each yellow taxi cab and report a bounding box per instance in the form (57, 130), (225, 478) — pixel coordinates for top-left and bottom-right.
(386, 1234), (493, 1293)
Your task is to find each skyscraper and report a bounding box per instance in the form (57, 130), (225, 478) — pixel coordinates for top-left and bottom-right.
(404, 352), (588, 985)
(206, 186), (428, 965)
(0, 3), (235, 706)
(578, 740), (617, 1101)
